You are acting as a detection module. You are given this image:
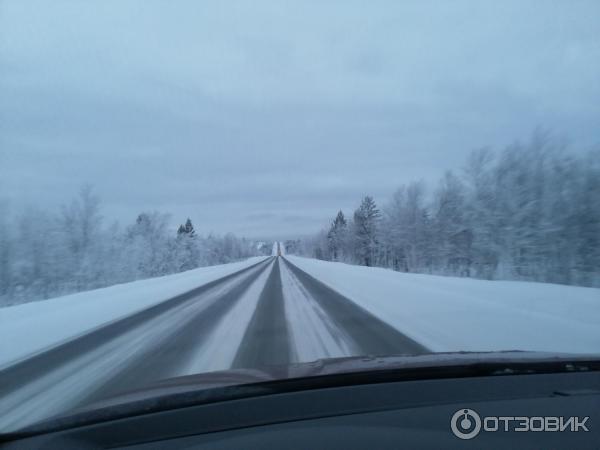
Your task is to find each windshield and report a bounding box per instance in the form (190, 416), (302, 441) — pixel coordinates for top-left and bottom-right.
(0, 0), (599, 434)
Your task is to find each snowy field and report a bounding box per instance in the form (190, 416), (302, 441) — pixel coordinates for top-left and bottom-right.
(287, 256), (600, 354)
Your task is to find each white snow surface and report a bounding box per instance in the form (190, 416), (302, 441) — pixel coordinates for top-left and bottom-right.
(286, 256), (600, 354)
(0, 257), (267, 369)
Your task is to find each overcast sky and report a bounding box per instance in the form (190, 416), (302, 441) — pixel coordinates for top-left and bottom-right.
(1, 1), (599, 238)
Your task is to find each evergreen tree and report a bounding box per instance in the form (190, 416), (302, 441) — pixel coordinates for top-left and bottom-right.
(177, 218), (196, 238)
(184, 218), (195, 237)
(327, 210), (347, 261)
(353, 196), (380, 266)
(175, 218), (198, 270)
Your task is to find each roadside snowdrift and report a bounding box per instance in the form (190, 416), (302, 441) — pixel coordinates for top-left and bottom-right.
(286, 256), (600, 354)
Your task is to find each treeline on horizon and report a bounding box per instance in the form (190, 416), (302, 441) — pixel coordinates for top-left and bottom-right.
(301, 132), (600, 288)
(0, 187), (261, 306)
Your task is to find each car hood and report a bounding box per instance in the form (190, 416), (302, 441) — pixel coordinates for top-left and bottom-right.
(85, 350), (599, 406)
(18, 350), (600, 435)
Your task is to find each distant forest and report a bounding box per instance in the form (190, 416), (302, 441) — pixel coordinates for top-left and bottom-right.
(1, 132), (598, 307)
(0, 188), (263, 306)
(300, 132), (600, 287)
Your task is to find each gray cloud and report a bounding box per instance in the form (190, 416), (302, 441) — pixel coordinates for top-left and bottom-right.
(1, 0), (599, 238)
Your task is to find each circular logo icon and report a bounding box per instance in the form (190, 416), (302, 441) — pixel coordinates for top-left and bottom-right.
(451, 408), (482, 439)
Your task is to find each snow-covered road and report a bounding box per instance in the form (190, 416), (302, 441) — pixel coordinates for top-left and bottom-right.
(0, 254), (598, 432)
(0, 256), (424, 431)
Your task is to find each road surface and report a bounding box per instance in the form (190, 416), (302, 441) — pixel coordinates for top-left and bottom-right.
(0, 256), (427, 431)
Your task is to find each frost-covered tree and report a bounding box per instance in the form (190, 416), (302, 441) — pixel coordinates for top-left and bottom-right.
(0, 189), (261, 306)
(352, 196), (380, 266)
(380, 182), (430, 272)
(177, 218), (195, 237)
(431, 171), (471, 275)
(127, 212), (173, 277)
(59, 185), (103, 290)
(304, 131), (599, 287)
(175, 217), (199, 270)
(327, 210), (347, 261)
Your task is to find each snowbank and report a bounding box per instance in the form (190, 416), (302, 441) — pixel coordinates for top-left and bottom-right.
(0, 257), (267, 369)
(286, 256), (600, 354)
